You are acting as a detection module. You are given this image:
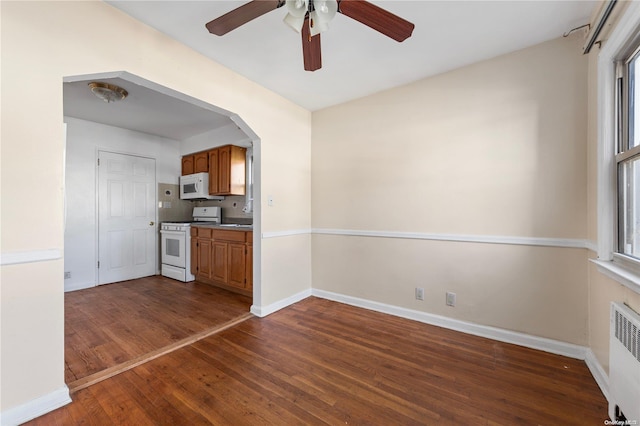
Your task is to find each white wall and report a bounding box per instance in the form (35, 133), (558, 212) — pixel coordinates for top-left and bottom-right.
(312, 35), (590, 345)
(63, 117), (181, 292)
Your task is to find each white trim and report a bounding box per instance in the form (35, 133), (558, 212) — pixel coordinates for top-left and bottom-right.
(259, 227), (590, 249)
(261, 229), (311, 239)
(0, 249), (62, 266)
(591, 259), (640, 294)
(250, 288), (312, 317)
(312, 228), (589, 249)
(586, 240), (599, 253)
(311, 289), (588, 359)
(1, 386), (71, 426)
(585, 348), (610, 403)
(64, 280), (96, 293)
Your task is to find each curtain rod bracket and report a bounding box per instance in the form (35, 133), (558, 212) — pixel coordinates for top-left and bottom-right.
(563, 23), (590, 38)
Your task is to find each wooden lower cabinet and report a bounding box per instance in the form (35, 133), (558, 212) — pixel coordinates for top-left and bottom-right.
(197, 239), (212, 278)
(228, 242), (246, 288)
(211, 241), (228, 283)
(246, 243), (253, 291)
(191, 227), (252, 296)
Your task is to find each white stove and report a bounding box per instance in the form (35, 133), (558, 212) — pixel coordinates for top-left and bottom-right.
(160, 207), (221, 282)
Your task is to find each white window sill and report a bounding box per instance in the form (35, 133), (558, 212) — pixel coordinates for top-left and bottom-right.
(591, 258), (640, 295)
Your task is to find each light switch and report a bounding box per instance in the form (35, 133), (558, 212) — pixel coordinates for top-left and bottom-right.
(268, 195), (274, 207)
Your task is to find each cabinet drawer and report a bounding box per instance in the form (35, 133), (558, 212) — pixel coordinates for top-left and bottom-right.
(193, 227), (212, 239)
(212, 229), (246, 242)
(246, 232), (253, 244)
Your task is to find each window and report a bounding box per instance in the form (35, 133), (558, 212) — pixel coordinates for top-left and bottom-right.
(617, 48), (640, 260)
(595, 1), (640, 294)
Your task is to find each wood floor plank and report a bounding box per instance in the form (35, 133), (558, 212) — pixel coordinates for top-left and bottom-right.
(31, 296), (608, 425)
(64, 276), (252, 383)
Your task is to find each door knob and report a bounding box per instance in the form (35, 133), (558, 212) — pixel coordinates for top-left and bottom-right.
(149, 221), (155, 226)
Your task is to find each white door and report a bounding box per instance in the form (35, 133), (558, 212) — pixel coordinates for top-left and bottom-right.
(98, 151), (156, 285)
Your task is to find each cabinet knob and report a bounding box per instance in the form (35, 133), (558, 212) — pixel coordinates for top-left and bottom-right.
(149, 221), (155, 226)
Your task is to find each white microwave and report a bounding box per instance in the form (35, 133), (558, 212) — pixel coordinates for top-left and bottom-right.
(179, 173), (223, 200)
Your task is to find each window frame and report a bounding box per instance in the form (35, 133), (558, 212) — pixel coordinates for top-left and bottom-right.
(595, 1), (640, 294)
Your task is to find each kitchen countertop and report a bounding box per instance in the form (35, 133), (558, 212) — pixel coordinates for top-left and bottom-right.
(192, 224), (253, 231)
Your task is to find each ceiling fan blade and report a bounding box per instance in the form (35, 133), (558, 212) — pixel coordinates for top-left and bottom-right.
(302, 18), (322, 71)
(338, 0), (414, 42)
(206, 0), (284, 36)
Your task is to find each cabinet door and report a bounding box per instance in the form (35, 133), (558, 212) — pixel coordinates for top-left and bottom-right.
(182, 155), (194, 176)
(197, 238), (212, 278)
(211, 241), (228, 283)
(208, 149), (219, 195)
(218, 146), (231, 194)
(245, 243), (253, 291)
(190, 237), (198, 276)
(228, 146), (246, 196)
(228, 242), (246, 288)
(194, 152), (209, 173)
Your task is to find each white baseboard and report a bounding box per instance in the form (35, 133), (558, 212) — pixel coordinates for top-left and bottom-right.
(1, 386), (71, 426)
(64, 281), (95, 292)
(250, 288), (312, 317)
(584, 348), (610, 402)
(190, 285), (614, 408)
(311, 289), (588, 360)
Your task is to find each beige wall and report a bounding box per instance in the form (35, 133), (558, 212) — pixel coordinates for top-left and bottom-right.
(0, 0), (311, 412)
(312, 35), (590, 343)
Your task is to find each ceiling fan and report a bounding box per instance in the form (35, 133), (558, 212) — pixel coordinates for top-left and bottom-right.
(205, 0), (415, 72)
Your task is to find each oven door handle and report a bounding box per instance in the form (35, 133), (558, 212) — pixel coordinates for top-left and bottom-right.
(160, 230), (187, 237)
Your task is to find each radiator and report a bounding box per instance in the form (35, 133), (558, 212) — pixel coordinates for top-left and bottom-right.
(609, 302), (640, 422)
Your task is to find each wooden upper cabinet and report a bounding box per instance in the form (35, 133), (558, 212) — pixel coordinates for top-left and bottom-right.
(218, 146), (231, 194)
(209, 145), (246, 196)
(181, 155), (195, 176)
(194, 152), (209, 173)
(183, 145), (246, 194)
(208, 149), (220, 195)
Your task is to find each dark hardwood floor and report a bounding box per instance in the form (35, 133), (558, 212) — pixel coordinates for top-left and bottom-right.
(32, 296), (606, 425)
(65, 276), (252, 386)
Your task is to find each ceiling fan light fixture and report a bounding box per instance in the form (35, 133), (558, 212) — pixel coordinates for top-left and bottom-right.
(283, 0), (308, 32)
(88, 82), (128, 103)
(313, 0), (337, 22)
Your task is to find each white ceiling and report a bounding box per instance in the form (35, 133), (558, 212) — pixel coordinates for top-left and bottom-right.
(63, 1), (597, 141)
(106, 0), (598, 111)
(64, 76), (236, 140)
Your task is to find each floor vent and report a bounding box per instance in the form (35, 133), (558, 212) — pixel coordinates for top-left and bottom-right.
(609, 302), (640, 422)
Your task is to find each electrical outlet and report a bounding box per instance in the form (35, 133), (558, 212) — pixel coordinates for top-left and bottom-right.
(64, 271), (71, 279)
(415, 287), (424, 301)
(446, 292), (456, 307)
